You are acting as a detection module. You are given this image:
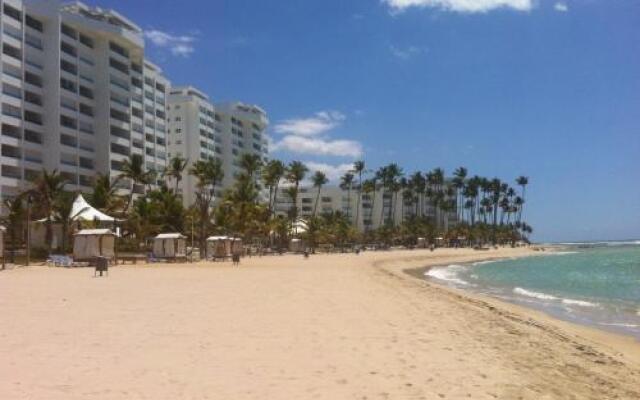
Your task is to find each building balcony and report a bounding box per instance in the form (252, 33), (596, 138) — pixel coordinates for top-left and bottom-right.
(110, 136), (130, 148)
(1, 71), (22, 88)
(23, 81), (44, 95)
(110, 119), (130, 131)
(2, 32), (23, 50)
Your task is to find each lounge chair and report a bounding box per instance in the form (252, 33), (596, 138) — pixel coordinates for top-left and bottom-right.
(46, 255), (73, 267)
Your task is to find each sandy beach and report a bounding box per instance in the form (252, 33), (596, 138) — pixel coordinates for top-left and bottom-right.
(1, 247), (639, 399)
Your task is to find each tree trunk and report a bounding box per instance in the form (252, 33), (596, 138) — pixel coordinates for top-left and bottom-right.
(355, 173), (362, 230)
(272, 183), (280, 218)
(314, 188), (320, 216)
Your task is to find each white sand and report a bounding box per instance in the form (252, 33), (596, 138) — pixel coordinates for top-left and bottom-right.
(1, 247), (639, 399)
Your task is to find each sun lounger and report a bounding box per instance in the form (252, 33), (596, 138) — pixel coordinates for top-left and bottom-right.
(46, 255), (89, 268)
(47, 255), (73, 267)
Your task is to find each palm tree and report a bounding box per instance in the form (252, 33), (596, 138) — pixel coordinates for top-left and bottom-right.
(383, 163), (403, 225)
(31, 169), (67, 252)
(146, 184), (186, 233)
(119, 154), (154, 213)
(427, 168), (444, 228)
(352, 160), (366, 228)
(285, 161), (308, 224)
(262, 159), (286, 216)
(52, 191), (76, 252)
(513, 196), (524, 224)
(340, 172), (355, 222)
(489, 178), (502, 243)
(409, 172), (425, 217)
(453, 167), (467, 222)
(238, 153), (264, 205)
(361, 178), (376, 232)
(516, 176), (529, 222)
(311, 171), (328, 216)
(90, 173), (123, 213)
(1, 196), (25, 263)
(239, 153), (264, 180)
(374, 167), (387, 227)
(164, 155), (188, 194)
(189, 158), (224, 252)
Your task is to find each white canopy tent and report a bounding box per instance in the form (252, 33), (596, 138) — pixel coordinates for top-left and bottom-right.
(153, 233), (187, 259)
(291, 219), (308, 235)
(73, 229), (115, 261)
(69, 194), (116, 222)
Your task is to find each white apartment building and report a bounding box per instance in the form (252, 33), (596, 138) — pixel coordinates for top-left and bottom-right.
(167, 86), (268, 206)
(275, 185), (457, 232)
(1, 0), (169, 205)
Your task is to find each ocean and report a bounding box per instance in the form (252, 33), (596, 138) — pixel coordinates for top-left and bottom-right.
(424, 241), (640, 338)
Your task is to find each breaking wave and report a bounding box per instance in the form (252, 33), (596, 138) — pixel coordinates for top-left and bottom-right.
(425, 264), (470, 286)
(513, 287), (599, 308)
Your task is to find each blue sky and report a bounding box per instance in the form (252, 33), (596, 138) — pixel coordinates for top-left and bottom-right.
(96, 0), (639, 242)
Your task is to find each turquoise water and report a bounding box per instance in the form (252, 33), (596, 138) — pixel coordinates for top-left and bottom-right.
(425, 241), (640, 338)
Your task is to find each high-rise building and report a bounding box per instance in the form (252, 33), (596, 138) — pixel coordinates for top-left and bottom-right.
(1, 0), (169, 204)
(167, 86), (268, 206)
(166, 86), (218, 205)
(275, 185), (457, 232)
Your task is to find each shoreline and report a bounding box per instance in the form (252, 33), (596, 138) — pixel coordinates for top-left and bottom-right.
(373, 249), (640, 365)
(401, 252), (640, 340)
(406, 249), (640, 342)
(2, 247), (639, 399)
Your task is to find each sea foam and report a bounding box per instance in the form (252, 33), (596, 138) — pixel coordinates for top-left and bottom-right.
(513, 287), (558, 300)
(599, 322), (640, 328)
(561, 298), (600, 308)
(425, 265), (470, 286)
(513, 287), (599, 308)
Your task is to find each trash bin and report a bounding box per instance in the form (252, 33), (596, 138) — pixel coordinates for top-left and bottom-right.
(95, 256), (109, 277)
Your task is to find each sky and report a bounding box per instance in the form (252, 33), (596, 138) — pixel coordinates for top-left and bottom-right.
(94, 0), (639, 243)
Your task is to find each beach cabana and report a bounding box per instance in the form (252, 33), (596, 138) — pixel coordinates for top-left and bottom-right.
(289, 238), (305, 253)
(0, 225), (5, 261)
(153, 233), (187, 260)
(206, 236), (243, 259)
(206, 236), (231, 260)
(230, 237), (243, 256)
(73, 229), (115, 262)
(417, 237), (426, 248)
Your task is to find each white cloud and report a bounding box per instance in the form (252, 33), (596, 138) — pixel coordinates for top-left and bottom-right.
(274, 111), (345, 137)
(383, 0), (533, 14)
(272, 111), (363, 158)
(273, 135), (363, 158)
(144, 29), (196, 57)
(554, 2), (568, 12)
(389, 44), (426, 60)
(303, 162), (354, 184)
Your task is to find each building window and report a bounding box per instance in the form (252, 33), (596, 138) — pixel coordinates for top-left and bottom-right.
(109, 41), (129, 58)
(79, 86), (94, 99)
(61, 59), (77, 75)
(60, 41), (77, 57)
(3, 4), (22, 21)
(2, 44), (22, 60)
(61, 23), (77, 40)
(79, 34), (94, 48)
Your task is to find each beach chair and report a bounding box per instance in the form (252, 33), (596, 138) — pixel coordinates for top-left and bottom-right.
(147, 253), (162, 263)
(47, 255), (73, 267)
